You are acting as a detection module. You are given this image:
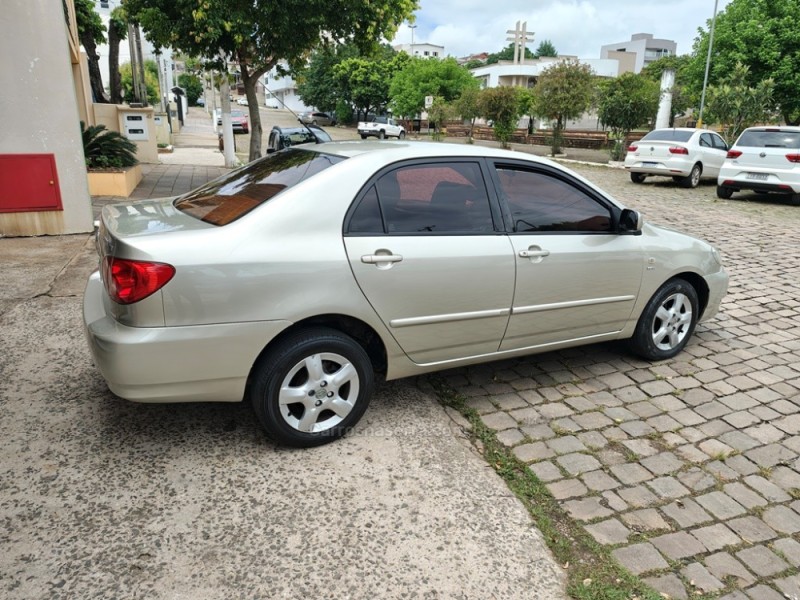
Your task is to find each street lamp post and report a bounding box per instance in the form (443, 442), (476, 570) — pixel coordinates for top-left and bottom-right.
(697, 0), (720, 128)
(409, 24), (417, 56)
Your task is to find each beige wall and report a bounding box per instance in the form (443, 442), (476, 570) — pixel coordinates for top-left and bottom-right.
(608, 51), (637, 75)
(93, 104), (159, 164)
(0, 0), (93, 236)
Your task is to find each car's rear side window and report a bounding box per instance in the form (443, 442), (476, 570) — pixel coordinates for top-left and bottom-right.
(175, 149), (345, 225)
(736, 130), (800, 148)
(640, 130), (693, 142)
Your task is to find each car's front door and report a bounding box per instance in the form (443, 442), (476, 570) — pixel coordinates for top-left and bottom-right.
(700, 132), (728, 178)
(344, 160), (515, 364)
(489, 163), (645, 352)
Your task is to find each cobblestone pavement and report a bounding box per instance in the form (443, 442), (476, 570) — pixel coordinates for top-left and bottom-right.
(427, 168), (800, 600)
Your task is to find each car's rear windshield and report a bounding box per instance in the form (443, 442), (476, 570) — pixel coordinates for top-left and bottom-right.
(174, 149), (345, 225)
(735, 129), (800, 148)
(640, 130), (693, 142)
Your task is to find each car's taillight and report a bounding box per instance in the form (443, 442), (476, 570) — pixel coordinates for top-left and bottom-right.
(727, 149), (743, 159)
(786, 153), (800, 163)
(102, 257), (175, 305)
(669, 146), (689, 155)
(627, 144), (638, 152)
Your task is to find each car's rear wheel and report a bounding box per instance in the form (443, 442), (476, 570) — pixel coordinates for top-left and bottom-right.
(679, 163), (702, 188)
(250, 327), (373, 447)
(789, 193), (800, 206)
(360, 134), (367, 140)
(312, 120), (317, 125)
(378, 130), (386, 140)
(398, 131), (406, 140)
(716, 185), (733, 199)
(630, 173), (646, 184)
(629, 278), (699, 361)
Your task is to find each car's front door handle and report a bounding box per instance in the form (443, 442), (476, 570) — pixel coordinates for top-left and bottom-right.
(519, 247), (550, 259)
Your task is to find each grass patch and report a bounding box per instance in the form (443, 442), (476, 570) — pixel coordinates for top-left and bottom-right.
(430, 377), (664, 600)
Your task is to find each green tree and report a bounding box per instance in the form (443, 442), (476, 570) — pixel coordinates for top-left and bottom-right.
(478, 86), (521, 148)
(516, 87), (536, 134)
(640, 55), (693, 126)
(120, 60), (160, 105)
(705, 63), (776, 143)
(534, 40), (558, 58)
(390, 57), (479, 117)
(74, 0), (108, 103)
(531, 60), (595, 155)
(686, 0), (800, 125)
(334, 54), (404, 120)
(486, 43), (535, 65)
(178, 73), (204, 106)
(597, 72), (659, 159)
(453, 86), (482, 141)
(296, 43), (360, 113)
(107, 6), (128, 104)
(426, 96), (454, 140)
(125, 0), (418, 161)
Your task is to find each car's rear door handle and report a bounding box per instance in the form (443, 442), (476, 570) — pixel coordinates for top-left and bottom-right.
(361, 253), (403, 267)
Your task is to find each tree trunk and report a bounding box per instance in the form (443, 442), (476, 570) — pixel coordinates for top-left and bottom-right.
(240, 61), (269, 162)
(80, 33), (108, 103)
(108, 27), (122, 104)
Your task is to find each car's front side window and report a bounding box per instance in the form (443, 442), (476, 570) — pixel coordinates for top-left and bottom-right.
(347, 162), (496, 234)
(494, 167), (612, 233)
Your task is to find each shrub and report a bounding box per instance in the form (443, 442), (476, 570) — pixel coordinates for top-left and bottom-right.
(81, 121), (138, 169)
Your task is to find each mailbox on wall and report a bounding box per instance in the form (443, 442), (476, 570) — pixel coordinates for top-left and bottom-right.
(121, 112), (149, 141)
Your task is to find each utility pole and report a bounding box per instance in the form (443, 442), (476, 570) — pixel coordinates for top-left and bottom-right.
(697, 0), (720, 128)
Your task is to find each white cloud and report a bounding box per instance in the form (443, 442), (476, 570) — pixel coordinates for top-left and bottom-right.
(392, 0), (731, 59)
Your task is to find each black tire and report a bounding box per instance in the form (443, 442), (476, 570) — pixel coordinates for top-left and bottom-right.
(398, 131), (406, 140)
(630, 173), (646, 184)
(789, 193), (800, 206)
(679, 163), (702, 188)
(716, 185), (733, 200)
(629, 278), (699, 361)
(378, 130), (386, 140)
(250, 327), (374, 447)
(360, 134), (367, 140)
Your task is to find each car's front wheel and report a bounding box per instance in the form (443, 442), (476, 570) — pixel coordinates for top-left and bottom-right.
(629, 278), (699, 361)
(630, 173), (646, 184)
(378, 130), (386, 140)
(716, 185), (733, 199)
(360, 134), (367, 140)
(679, 163), (702, 188)
(398, 131), (406, 140)
(250, 327), (373, 447)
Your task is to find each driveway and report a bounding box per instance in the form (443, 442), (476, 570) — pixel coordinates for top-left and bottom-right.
(444, 166), (800, 600)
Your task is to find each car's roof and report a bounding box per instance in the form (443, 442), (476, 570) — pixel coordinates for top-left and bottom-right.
(740, 125), (800, 132)
(297, 140), (556, 163)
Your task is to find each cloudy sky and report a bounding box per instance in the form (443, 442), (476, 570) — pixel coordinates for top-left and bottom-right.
(391, 0), (732, 59)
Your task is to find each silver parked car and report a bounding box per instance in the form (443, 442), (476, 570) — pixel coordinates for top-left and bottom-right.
(625, 128), (729, 188)
(84, 142), (728, 447)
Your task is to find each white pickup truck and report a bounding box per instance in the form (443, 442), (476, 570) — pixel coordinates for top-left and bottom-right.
(357, 116), (406, 140)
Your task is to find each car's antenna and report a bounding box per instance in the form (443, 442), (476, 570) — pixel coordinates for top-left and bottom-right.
(263, 82), (322, 144)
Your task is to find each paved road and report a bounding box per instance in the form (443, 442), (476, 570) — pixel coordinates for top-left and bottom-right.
(441, 166), (800, 600)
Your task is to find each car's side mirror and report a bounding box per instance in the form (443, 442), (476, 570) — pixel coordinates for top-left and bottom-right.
(619, 209), (643, 234)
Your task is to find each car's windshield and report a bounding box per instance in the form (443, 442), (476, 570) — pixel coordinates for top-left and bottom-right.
(231, 110), (245, 118)
(174, 149), (346, 225)
(640, 130), (693, 142)
(736, 130), (800, 148)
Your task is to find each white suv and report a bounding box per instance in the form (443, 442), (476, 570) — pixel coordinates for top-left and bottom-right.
(717, 126), (800, 205)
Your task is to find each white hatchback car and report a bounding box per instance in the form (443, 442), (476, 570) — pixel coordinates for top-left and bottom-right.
(625, 128), (729, 188)
(84, 142), (728, 447)
(717, 126), (800, 205)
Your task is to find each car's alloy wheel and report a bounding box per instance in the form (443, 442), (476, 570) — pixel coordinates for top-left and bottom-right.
(398, 131), (406, 140)
(716, 185), (733, 200)
(630, 173), (646, 184)
(629, 278), (699, 361)
(250, 327), (373, 447)
(680, 164), (702, 188)
(378, 130), (386, 140)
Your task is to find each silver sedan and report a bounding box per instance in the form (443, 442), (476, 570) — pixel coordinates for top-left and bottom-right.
(84, 141), (728, 447)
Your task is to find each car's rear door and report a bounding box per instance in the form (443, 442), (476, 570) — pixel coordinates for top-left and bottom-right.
(343, 159), (515, 364)
(488, 161), (645, 352)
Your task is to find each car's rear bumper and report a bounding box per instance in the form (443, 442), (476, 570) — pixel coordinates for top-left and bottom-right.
(624, 158), (693, 177)
(83, 272), (291, 403)
(718, 176), (800, 194)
